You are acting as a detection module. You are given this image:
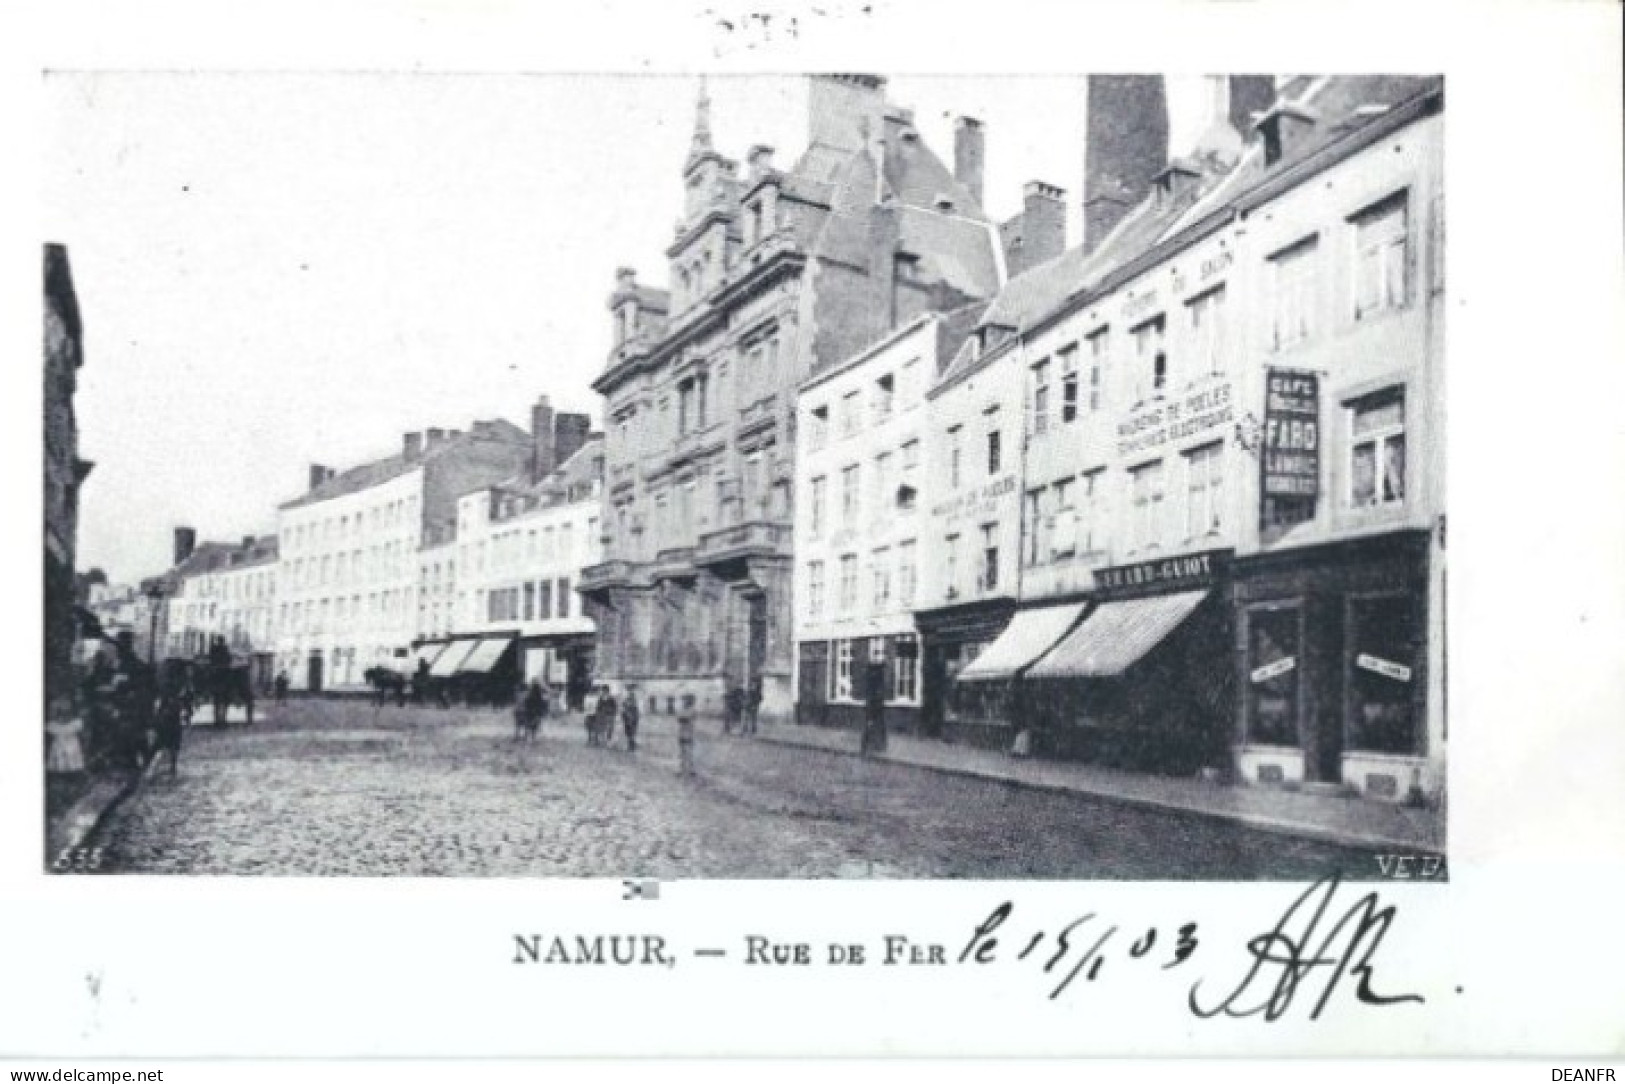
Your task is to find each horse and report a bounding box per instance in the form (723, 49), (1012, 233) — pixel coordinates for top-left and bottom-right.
(363, 667), (408, 708)
(200, 659), (254, 727)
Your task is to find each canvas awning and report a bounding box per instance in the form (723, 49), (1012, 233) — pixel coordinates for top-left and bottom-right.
(1026, 590), (1209, 680)
(458, 637), (515, 674)
(429, 640), (479, 678)
(411, 642), (447, 670)
(954, 602), (1089, 683)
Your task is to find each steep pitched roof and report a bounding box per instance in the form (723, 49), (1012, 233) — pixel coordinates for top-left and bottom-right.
(280, 419), (529, 511)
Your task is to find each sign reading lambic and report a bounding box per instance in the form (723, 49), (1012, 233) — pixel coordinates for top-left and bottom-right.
(1115, 379), (1235, 458)
(1262, 369), (1321, 498)
(1091, 548), (1231, 596)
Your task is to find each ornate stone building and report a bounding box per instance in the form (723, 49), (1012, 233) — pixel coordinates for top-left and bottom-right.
(582, 75), (1016, 721)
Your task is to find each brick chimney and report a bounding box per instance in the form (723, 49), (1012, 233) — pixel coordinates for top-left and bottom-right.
(425, 427), (446, 450)
(173, 526), (197, 566)
(241, 535), (255, 551)
(953, 116), (985, 207)
(403, 431), (423, 460)
(530, 395), (556, 483)
(1083, 75), (1169, 254)
(808, 73), (888, 157)
(554, 413), (591, 470)
(308, 464), (332, 491)
(1227, 75), (1277, 137)
(1019, 181), (1066, 270)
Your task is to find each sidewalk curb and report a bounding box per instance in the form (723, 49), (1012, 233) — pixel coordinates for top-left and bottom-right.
(45, 761), (152, 868)
(751, 729), (1443, 856)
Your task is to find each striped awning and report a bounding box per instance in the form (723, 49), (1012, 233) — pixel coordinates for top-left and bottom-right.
(955, 602), (1089, 683)
(429, 640), (479, 678)
(1026, 590), (1208, 679)
(411, 642), (448, 670)
(458, 638), (515, 674)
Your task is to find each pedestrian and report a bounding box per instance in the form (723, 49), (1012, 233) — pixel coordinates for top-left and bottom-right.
(274, 669), (289, 703)
(724, 684), (744, 736)
(583, 684), (601, 746)
(45, 695), (86, 777)
(112, 632), (155, 771)
(744, 676), (763, 737)
(596, 685), (620, 749)
(152, 688), (185, 777)
(514, 681), (545, 742)
(860, 660), (888, 756)
(620, 686), (641, 752)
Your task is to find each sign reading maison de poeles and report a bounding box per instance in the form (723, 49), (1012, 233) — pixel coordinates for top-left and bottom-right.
(1092, 547), (1231, 596)
(1116, 379), (1235, 459)
(1262, 369), (1320, 498)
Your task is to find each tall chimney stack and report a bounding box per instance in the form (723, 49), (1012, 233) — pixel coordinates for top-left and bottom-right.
(1017, 181), (1067, 272)
(1083, 75), (1170, 254)
(403, 432), (423, 460)
(531, 396), (556, 483)
(553, 413), (592, 471)
(1227, 75), (1277, 137)
(173, 526), (197, 567)
(953, 116), (985, 207)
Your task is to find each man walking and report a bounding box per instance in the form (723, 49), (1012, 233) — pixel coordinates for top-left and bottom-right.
(620, 686), (641, 752)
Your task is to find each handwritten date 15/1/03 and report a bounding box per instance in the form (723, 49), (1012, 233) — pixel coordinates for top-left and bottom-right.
(963, 873), (1426, 1020)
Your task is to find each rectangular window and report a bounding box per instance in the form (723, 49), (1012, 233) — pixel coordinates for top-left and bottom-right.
(1130, 460), (1166, 551)
(1347, 594), (1421, 754)
(840, 465), (861, 526)
(809, 475), (827, 538)
(830, 639), (854, 702)
(1132, 315), (1168, 400)
(874, 451), (893, 518)
(891, 634), (919, 702)
(1059, 344), (1080, 422)
(948, 426), (963, 489)
(841, 390), (861, 437)
(1024, 487), (1045, 566)
(1032, 359), (1051, 435)
(986, 428), (1002, 476)
(1246, 604), (1302, 747)
(1186, 285), (1226, 375)
(1270, 235), (1319, 350)
(1352, 191), (1409, 320)
(807, 560), (825, 619)
(901, 438), (920, 473)
(945, 534), (961, 597)
(538, 580), (553, 620)
(839, 553), (858, 613)
(557, 578), (571, 617)
(897, 540), (916, 605)
(1350, 388), (1406, 507)
(522, 582), (535, 621)
(874, 373), (895, 421)
(980, 523), (999, 593)
(1052, 476), (1076, 558)
(1184, 441), (1224, 538)
(866, 547), (888, 609)
(808, 404), (829, 451)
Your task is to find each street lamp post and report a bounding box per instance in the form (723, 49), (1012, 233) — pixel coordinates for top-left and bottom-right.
(143, 583), (167, 665)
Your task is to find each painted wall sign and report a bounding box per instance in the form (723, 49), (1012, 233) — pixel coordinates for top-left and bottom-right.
(1357, 653), (1413, 682)
(1116, 380), (1235, 458)
(930, 472), (1018, 525)
(1250, 656), (1296, 683)
(1262, 368), (1321, 498)
(1092, 547), (1231, 595)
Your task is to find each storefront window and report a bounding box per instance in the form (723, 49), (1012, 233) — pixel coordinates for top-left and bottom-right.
(1246, 605), (1301, 747)
(1347, 594), (1421, 754)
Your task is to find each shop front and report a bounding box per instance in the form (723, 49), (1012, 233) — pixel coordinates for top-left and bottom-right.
(915, 598), (1018, 747)
(518, 633), (595, 711)
(795, 630), (924, 733)
(1231, 530), (1435, 802)
(1023, 549), (1235, 775)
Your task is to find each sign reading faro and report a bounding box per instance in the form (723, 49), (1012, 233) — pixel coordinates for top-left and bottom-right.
(1262, 369), (1320, 498)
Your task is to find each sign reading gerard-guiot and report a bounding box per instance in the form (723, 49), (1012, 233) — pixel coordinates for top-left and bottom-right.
(1116, 380), (1235, 458)
(1092, 548), (1231, 596)
(1250, 656), (1296, 683)
(1262, 369), (1320, 498)
(1357, 653), (1413, 682)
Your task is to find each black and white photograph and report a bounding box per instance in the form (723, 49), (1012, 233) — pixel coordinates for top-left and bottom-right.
(44, 69), (1448, 880)
(9, 0), (1625, 1068)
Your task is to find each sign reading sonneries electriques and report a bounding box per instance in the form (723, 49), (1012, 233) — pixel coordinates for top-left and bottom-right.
(1262, 369), (1320, 499)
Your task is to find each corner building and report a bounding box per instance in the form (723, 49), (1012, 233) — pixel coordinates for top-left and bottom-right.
(583, 75), (1006, 721)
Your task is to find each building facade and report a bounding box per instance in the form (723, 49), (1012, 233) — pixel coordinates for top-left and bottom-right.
(915, 75), (1445, 803)
(44, 244), (93, 710)
(274, 419), (532, 692)
(583, 74), (1017, 722)
(792, 311), (979, 732)
(431, 431), (603, 706)
(164, 532), (280, 687)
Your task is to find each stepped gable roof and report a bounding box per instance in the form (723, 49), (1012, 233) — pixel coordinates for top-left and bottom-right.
(280, 418), (528, 511)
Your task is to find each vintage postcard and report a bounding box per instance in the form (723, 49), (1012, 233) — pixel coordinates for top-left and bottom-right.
(5, 0), (1624, 1065)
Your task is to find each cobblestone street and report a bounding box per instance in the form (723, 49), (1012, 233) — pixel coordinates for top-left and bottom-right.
(97, 699), (1379, 878)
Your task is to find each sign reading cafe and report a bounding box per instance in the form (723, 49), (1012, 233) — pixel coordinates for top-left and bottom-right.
(1262, 369), (1320, 499)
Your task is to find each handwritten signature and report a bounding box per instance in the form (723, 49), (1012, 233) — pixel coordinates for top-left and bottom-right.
(961, 873), (1426, 1021)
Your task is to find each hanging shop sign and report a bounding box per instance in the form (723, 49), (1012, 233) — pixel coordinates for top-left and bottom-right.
(1261, 369), (1321, 499)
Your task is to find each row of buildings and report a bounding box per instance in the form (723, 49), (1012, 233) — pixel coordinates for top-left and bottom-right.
(93, 72), (1444, 803)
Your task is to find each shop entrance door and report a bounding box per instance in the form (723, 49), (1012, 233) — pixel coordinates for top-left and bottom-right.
(745, 592), (767, 693)
(920, 643), (948, 738)
(306, 651), (324, 693)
